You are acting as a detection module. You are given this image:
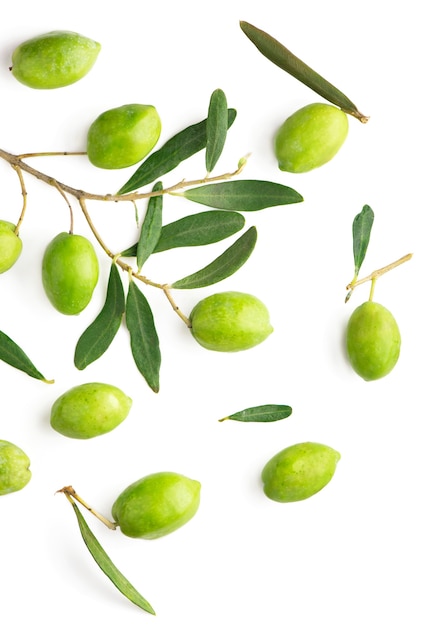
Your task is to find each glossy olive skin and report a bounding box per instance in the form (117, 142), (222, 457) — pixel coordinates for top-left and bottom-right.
(42, 232), (99, 315)
(10, 31), (101, 89)
(346, 301), (401, 381)
(87, 104), (161, 169)
(112, 472), (201, 539)
(275, 103), (349, 173)
(190, 291), (273, 352)
(0, 220), (22, 273)
(262, 442), (341, 503)
(0, 440), (31, 495)
(50, 382), (132, 439)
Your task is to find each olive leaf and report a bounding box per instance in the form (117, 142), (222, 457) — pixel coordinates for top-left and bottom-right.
(206, 88), (228, 174)
(67, 499), (155, 615)
(219, 404), (293, 422)
(120, 210), (245, 257)
(240, 20), (368, 123)
(118, 108), (237, 195)
(125, 281), (161, 393)
(0, 329), (53, 382)
(352, 204), (374, 277)
(171, 226), (257, 289)
(136, 181), (163, 270)
(74, 262), (125, 370)
(179, 180), (303, 211)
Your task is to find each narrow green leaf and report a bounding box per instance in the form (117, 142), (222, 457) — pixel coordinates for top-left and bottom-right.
(180, 180), (303, 211)
(154, 210), (245, 252)
(68, 500), (155, 615)
(118, 108), (237, 194)
(219, 404), (293, 422)
(137, 181), (163, 270)
(120, 211), (245, 257)
(171, 226), (257, 289)
(74, 263), (125, 370)
(0, 329), (52, 382)
(125, 281), (161, 392)
(352, 204), (374, 276)
(240, 21), (368, 122)
(206, 89), (228, 173)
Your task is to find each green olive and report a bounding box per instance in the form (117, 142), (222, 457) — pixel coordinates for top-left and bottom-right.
(112, 472), (201, 539)
(87, 104), (161, 169)
(50, 382), (132, 439)
(189, 291), (273, 352)
(42, 232), (99, 315)
(346, 301), (401, 381)
(0, 440), (31, 495)
(0, 220), (22, 273)
(274, 102), (349, 173)
(10, 31), (101, 89)
(262, 442), (341, 503)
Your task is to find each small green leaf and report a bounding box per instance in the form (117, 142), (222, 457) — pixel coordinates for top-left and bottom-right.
(118, 109), (237, 194)
(240, 21), (368, 123)
(126, 281), (161, 392)
(68, 499), (155, 615)
(119, 211), (245, 257)
(155, 210), (245, 252)
(180, 180), (303, 211)
(0, 329), (52, 382)
(206, 89), (228, 173)
(171, 226), (257, 289)
(352, 204), (374, 276)
(74, 262), (125, 370)
(219, 404), (293, 422)
(137, 181), (163, 270)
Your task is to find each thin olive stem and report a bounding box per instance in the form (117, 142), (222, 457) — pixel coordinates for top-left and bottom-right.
(0, 148), (247, 203)
(16, 151), (87, 159)
(12, 165), (27, 235)
(52, 180), (75, 233)
(368, 278), (377, 301)
(162, 286), (192, 327)
(57, 486), (117, 530)
(345, 253), (413, 300)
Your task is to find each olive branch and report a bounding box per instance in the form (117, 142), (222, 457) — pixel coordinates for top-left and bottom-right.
(0, 90), (303, 390)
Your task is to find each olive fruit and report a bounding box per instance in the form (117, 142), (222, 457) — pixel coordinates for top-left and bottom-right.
(0, 440), (31, 495)
(50, 382), (132, 439)
(10, 31), (101, 89)
(0, 220), (22, 273)
(190, 291), (273, 352)
(274, 102), (349, 173)
(112, 471), (201, 539)
(346, 300), (401, 381)
(42, 232), (99, 315)
(262, 442), (341, 503)
(87, 104), (162, 169)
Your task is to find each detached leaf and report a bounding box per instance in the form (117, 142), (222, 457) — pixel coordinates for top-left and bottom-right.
(0, 330), (52, 382)
(68, 499), (155, 615)
(219, 404), (293, 423)
(171, 226), (257, 289)
(74, 262), (125, 370)
(206, 89), (228, 173)
(240, 21), (368, 123)
(180, 180), (303, 211)
(352, 204), (374, 276)
(126, 281), (161, 392)
(137, 181), (163, 270)
(118, 109), (237, 194)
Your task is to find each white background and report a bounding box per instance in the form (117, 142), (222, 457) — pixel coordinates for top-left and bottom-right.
(1, 1), (427, 624)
